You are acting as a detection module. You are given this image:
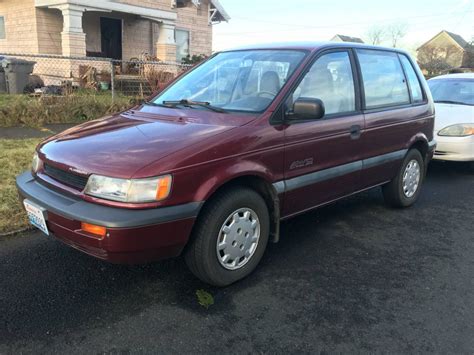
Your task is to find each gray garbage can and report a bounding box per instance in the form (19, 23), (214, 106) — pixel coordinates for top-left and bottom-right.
(1, 58), (36, 94)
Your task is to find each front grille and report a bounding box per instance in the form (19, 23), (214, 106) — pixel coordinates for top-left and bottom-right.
(43, 163), (89, 190)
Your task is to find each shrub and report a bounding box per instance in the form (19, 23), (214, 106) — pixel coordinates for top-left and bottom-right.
(0, 92), (134, 127)
(181, 54), (207, 65)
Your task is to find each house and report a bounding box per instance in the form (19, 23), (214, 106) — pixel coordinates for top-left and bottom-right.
(0, 0), (230, 62)
(330, 35), (364, 44)
(416, 30), (474, 75)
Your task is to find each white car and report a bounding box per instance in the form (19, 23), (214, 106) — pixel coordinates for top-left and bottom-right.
(428, 73), (474, 168)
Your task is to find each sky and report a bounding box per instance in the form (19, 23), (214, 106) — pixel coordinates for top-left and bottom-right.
(212, 0), (474, 55)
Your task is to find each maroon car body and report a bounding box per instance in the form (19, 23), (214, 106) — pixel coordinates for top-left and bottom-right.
(16, 42), (435, 268)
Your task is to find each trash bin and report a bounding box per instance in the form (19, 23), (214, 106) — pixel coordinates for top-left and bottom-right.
(1, 57), (36, 94)
(0, 56), (6, 93)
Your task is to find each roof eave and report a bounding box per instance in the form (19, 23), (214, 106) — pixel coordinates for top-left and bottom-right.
(210, 0), (230, 22)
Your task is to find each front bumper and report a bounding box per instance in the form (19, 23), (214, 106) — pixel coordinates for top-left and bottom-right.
(16, 172), (202, 264)
(433, 135), (474, 162)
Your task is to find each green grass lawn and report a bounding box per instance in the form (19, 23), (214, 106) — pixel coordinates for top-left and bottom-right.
(0, 138), (41, 234)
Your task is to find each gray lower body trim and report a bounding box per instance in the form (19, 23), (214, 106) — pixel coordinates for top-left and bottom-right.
(362, 149), (407, 169)
(285, 161), (362, 192)
(16, 172), (203, 228)
(273, 149), (407, 193)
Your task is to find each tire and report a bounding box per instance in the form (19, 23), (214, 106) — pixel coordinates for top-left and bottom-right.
(184, 187), (270, 287)
(382, 149), (425, 208)
(468, 161), (474, 173)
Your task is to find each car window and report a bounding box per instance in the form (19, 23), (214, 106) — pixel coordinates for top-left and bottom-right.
(428, 79), (474, 106)
(356, 49), (410, 109)
(399, 55), (424, 103)
(155, 50), (307, 113)
(291, 51), (356, 115)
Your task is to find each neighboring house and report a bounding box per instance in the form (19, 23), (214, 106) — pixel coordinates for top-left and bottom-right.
(330, 34), (364, 44)
(0, 0), (229, 62)
(416, 30), (474, 76)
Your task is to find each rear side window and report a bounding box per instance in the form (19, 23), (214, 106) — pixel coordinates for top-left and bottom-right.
(399, 55), (424, 103)
(357, 49), (409, 109)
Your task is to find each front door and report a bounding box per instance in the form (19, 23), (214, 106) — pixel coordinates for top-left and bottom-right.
(100, 17), (122, 60)
(282, 50), (365, 217)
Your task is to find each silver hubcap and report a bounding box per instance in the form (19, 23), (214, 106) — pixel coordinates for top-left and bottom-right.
(216, 208), (260, 270)
(402, 159), (421, 198)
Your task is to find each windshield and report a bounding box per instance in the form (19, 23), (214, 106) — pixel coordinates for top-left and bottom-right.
(153, 49), (307, 113)
(428, 78), (474, 106)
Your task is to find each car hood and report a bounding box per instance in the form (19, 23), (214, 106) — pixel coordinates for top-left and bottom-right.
(39, 107), (256, 179)
(434, 103), (474, 132)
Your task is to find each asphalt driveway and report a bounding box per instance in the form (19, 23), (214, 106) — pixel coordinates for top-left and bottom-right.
(0, 161), (473, 353)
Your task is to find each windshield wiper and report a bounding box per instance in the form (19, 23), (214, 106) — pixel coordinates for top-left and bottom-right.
(142, 101), (178, 108)
(162, 99), (228, 113)
(434, 100), (472, 106)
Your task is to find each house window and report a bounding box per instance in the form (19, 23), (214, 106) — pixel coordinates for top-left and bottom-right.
(0, 17), (5, 39)
(175, 29), (189, 62)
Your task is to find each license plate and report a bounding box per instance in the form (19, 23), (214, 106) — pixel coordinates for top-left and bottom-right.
(23, 199), (49, 236)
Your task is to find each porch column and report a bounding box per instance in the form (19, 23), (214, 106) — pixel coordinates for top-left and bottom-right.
(59, 4), (86, 57)
(156, 23), (177, 62)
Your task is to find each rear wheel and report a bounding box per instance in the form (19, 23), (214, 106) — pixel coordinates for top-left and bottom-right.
(468, 161), (474, 172)
(185, 187), (270, 287)
(382, 149), (425, 208)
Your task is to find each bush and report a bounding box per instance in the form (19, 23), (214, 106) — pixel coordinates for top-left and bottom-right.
(0, 92), (134, 127)
(181, 54), (207, 65)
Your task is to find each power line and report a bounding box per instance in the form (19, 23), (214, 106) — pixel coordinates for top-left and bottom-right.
(216, 10), (474, 36)
(231, 10), (470, 29)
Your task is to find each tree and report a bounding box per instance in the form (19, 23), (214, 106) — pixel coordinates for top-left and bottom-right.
(366, 25), (386, 45)
(388, 22), (408, 48)
(417, 45), (456, 76)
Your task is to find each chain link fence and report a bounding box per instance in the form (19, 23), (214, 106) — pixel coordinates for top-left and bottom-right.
(0, 53), (195, 126)
(0, 53), (192, 101)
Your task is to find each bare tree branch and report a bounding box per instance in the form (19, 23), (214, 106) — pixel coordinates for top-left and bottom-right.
(365, 25), (386, 45)
(388, 22), (408, 48)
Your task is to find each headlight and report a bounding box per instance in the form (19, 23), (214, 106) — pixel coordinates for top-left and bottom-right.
(32, 152), (41, 173)
(438, 124), (474, 137)
(84, 174), (172, 203)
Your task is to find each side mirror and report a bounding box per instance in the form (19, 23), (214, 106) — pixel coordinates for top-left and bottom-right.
(287, 98), (325, 121)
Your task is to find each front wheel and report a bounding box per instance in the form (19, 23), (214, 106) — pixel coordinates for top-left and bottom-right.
(382, 149), (425, 208)
(184, 187), (270, 287)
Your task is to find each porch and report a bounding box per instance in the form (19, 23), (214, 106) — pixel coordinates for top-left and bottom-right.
(35, 0), (180, 62)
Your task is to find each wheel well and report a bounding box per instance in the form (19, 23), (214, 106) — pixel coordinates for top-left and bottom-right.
(201, 176), (281, 243)
(409, 140), (429, 174)
(410, 140), (428, 159)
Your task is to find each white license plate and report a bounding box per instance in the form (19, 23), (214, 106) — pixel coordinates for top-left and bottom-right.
(23, 199), (49, 236)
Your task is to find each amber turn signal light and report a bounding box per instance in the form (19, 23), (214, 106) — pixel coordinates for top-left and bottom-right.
(81, 222), (106, 238)
(156, 175), (172, 201)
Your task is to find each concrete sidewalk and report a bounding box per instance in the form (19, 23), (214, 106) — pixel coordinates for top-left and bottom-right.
(0, 123), (76, 139)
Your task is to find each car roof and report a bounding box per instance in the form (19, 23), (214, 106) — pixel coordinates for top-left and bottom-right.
(429, 73), (474, 80)
(220, 41), (410, 55)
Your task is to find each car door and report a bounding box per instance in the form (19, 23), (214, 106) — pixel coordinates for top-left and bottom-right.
(281, 49), (365, 217)
(355, 49), (431, 188)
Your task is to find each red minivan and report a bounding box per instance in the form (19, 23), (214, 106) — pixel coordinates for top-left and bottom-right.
(17, 42), (436, 286)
